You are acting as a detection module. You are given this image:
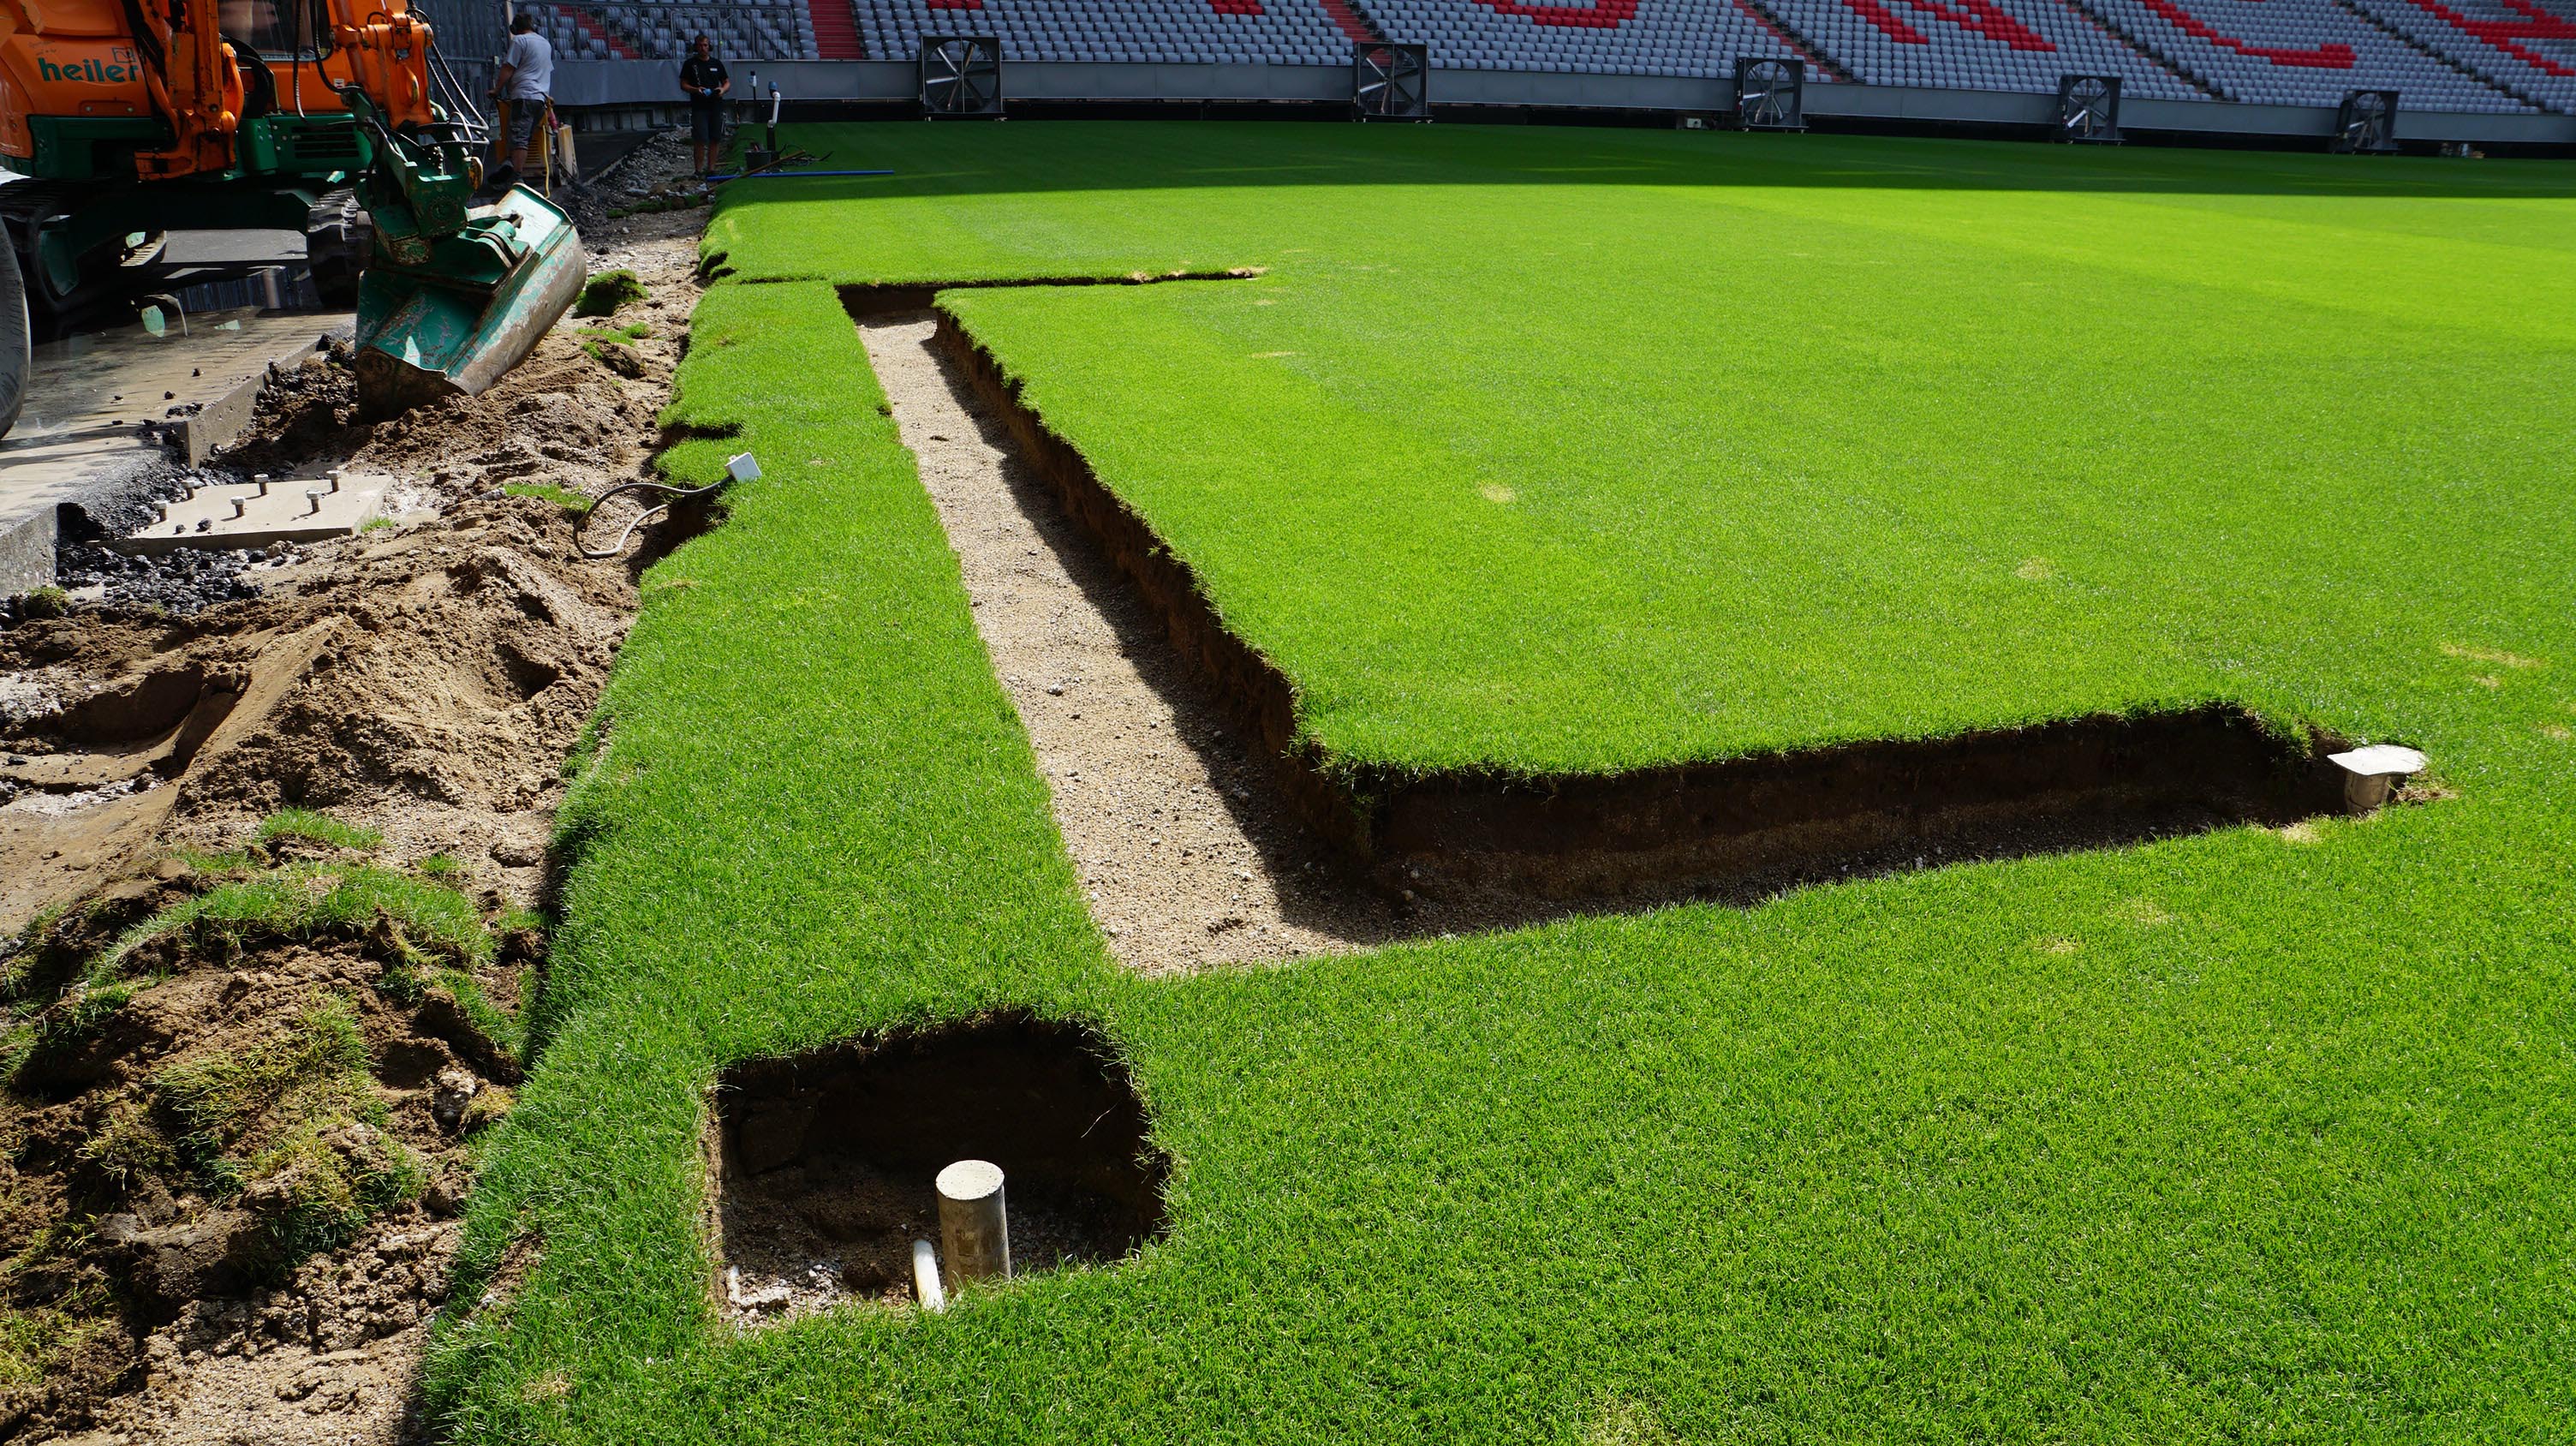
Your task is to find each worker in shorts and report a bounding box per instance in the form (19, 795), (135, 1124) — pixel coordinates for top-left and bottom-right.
(679, 35), (732, 176)
(495, 11), (553, 182)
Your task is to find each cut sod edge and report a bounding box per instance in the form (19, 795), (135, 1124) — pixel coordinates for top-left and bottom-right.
(927, 308), (2391, 903)
(835, 270), (1264, 319)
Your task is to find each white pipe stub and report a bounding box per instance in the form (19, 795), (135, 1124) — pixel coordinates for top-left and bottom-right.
(910, 1239), (947, 1312)
(2328, 743), (2427, 812)
(936, 1159), (1011, 1283)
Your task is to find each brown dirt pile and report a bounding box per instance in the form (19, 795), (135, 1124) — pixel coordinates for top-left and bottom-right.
(216, 213), (701, 507)
(1, 206), (706, 932)
(0, 491), (636, 934)
(0, 845), (531, 1443)
(0, 190), (706, 1440)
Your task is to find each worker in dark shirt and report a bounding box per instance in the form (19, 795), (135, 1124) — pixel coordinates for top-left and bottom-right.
(678, 35), (731, 176)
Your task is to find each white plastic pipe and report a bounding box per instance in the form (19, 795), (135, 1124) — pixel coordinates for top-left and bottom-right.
(936, 1159), (1010, 1282)
(911, 1239), (946, 1312)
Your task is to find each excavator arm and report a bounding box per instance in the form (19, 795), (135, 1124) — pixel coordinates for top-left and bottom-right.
(332, 85), (583, 416)
(131, 0), (581, 415)
(123, 0), (437, 179)
(122, 0), (240, 180)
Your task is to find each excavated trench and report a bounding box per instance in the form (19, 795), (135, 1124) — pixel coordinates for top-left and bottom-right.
(707, 1016), (1169, 1323)
(857, 291), (2377, 974)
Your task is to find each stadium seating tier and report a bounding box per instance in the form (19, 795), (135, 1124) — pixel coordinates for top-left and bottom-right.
(526, 0), (2567, 113)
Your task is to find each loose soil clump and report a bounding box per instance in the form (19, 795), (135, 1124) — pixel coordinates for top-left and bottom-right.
(0, 841), (531, 1443)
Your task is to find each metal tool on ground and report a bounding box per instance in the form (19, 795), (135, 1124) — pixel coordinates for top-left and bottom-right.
(575, 451), (760, 559)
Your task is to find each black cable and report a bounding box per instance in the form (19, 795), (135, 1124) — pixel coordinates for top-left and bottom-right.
(575, 477), (727, 559)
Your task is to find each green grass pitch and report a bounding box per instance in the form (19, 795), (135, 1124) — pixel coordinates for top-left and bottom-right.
(427, 125), (2576, 1443)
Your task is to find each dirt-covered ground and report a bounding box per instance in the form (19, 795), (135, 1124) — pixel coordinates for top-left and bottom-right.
(0, 144), (706, 1443)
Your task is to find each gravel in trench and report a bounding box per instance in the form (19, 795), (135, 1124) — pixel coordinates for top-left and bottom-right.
(857, 313), (1434, 975)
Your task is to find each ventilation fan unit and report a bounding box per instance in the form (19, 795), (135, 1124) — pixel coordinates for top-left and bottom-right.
(1733, 57), (1805, 132)
(2055, 74), (2121, 144)
(921, 36), (1003, 118)
(1354, 43), (1430, 121)
(2334, 89), (2400, 152)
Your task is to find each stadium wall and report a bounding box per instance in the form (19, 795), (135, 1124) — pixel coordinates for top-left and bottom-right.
(548, 58), (2576, 145)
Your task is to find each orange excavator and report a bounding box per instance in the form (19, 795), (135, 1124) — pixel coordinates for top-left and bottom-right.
(0, 0), (583, 434)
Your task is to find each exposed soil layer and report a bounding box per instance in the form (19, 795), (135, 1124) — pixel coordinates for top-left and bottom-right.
(0, 176), (707, 1442)
(709, 1017), (1168, 1326)
(913, 303), (2370, 961)
(0, 491), (636, 936)
(861, 314), (1383, 972)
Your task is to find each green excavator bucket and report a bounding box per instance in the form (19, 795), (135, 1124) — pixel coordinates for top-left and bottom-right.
(351, 184), (585, 420)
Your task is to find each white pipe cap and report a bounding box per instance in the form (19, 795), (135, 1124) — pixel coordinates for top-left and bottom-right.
(2329, 744), (2426, 779)
(726, 451), (761, 483)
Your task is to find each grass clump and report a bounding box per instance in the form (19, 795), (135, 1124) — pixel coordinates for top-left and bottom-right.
(0, 1301), (104, 1388)
(503, 481), (592, 514)
(376, 958), (525, 1063)
(15, 586), (69, 621)
(109, 862), (490, 970)
(155, 995), (374, 1142)
(459, 1084), (514, 1132)
(156, 996), (420, 1263)
(0, 903), (68, 999)
(76, 1101), (176, 1187)
(15, 981), (136, 1064)
(574, 269), (647, 317)
(253, 809), (383, 853)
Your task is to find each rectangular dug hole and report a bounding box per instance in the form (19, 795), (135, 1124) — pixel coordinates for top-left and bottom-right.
(708, 1016), (1170, 1318)
(926, 307), (2364, 904)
